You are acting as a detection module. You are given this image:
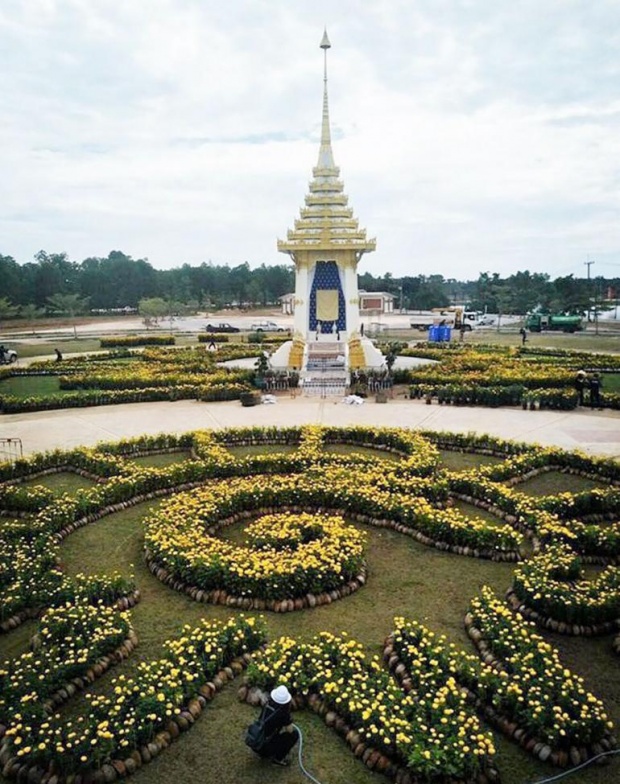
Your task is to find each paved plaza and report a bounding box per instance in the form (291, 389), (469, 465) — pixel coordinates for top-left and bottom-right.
(2, 396), (619, 458)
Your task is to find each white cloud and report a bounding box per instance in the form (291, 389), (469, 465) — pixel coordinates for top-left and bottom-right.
(1, 0), (619, 278)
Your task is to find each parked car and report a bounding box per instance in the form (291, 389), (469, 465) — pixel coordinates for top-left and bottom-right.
(205, 323), (240, 333)
(0, 347), (17, 364)
(250, 321), (286, 332)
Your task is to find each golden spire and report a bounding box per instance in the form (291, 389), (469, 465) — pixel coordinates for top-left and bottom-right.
(277, 30), (376, 259)
(317, 29), (335, 170)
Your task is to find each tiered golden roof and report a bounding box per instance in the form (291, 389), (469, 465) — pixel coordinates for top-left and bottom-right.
(277, 31), (376, 260)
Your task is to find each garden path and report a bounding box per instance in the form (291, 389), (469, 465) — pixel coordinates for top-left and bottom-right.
(2, 397), (619, 457)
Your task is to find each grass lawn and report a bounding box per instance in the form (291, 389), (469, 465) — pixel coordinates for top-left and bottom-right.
(452, 500), (506, 526)
(11, 339), (102, 358)
(21, 471), (98, 495)
(510, 471), (607, 496)
(226, 444), (299, 458)
(0, 618), (38, 661)
(55, 498), (519, 784)
(604, 373), (620, 392)
(437, 449), (506, 472)
(0, 375), (68, 399)
(462, 329), (620, 353)
(381, 328), (620, 354)
(127, 451), (194, 468)
(2, 447), (619, 784)
(324, 443), (402, 462)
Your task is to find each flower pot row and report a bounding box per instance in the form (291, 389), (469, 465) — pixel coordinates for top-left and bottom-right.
(145, 552), (366, 612)
(0, 656), (250, 784)
(463, 613), (617, 767)
(505, 588), (620, 637)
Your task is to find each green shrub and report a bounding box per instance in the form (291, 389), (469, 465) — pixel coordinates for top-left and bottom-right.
(99, 336), (175, 347)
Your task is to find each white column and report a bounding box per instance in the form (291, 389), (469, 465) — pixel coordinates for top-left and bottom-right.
(294, 263), (309, 337)
(344, 264), (359, 335)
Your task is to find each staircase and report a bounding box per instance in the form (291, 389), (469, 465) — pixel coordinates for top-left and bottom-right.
(301, 341), (349, 397)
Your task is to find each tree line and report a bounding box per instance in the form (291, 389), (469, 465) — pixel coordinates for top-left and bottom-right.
(0, 250), (617, 320)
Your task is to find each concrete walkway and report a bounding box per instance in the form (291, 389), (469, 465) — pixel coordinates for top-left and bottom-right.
(1, 396), (619, 458)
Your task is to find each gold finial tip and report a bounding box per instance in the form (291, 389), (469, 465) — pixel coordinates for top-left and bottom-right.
(320, 29), (331, 49)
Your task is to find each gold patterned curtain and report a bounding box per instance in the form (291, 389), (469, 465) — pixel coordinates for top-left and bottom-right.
(316, 289), (338, 321)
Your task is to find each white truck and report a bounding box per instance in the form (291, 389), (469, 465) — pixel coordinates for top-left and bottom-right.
(0, 347), (17, 364)
(409, 308), (480, 332)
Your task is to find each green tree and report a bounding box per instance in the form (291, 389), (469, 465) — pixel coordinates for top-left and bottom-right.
(34, 251), (78, 306)
(384, 342), (400, 375)
(0, 255), (23, 304)
(503, 271), (550, 314)
(471, 273), (507, 314)
(230, 263), (252, 306)
(0, 297), (19, 325)
(46, 292), (90, 316)
(19, 304), (45, 334)
(410, 275), (450, 310)
(46, 293), (91, 337)
(79, 252), (158, 309)
(138, 297), (168, 328)
(549, 276), (590, 315)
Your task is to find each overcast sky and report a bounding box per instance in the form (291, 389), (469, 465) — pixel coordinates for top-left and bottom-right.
(2, 0), (620, 281)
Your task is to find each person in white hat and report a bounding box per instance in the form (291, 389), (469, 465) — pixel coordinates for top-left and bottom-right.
(246, 684), (299, 766)
(574, 370), (587, 406)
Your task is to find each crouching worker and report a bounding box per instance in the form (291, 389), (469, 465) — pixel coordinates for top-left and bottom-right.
(245, 685), (299, 767)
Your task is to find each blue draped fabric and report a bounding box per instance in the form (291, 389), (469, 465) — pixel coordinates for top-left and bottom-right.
(309, 261), (346, 333)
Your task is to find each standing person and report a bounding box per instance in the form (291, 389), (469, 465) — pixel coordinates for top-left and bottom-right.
(54, 348), (63, 362)
(574, 370), (587, 406)
(0, 345), (5, 363)
(519, 327), (527, 345)
(246, 685), (299, 767)
(588, 372), (602, 409)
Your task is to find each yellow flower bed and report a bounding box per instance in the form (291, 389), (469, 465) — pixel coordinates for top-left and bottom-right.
(2, 615), (265, 776)
(246, 629), (495, 780)
(467, 587), (612, 750)
(145, 504), (366, 601)
(144, 468), (520, 604)
(3, 425), (620, 780)
(512, 543), (620, 627)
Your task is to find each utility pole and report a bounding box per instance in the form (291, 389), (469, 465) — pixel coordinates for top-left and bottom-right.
(584, 259), (595, 323)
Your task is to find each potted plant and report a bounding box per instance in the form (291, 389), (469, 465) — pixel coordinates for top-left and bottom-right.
(240, 391), (261, 407)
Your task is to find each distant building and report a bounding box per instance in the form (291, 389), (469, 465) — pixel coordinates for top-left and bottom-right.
(359, 291), (395, 314)
(279, 293), (295, 315)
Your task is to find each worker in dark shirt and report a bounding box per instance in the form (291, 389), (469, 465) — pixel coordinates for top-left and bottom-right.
(251, 685), (299, 766)
(589, 373), (602, 409)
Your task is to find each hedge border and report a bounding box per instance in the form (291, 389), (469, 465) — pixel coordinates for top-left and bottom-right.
(463, 613), (617, 768)
(0, 653), (252, 784)
(505, 588), (620, 637)
(238, 685), (501, 784)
